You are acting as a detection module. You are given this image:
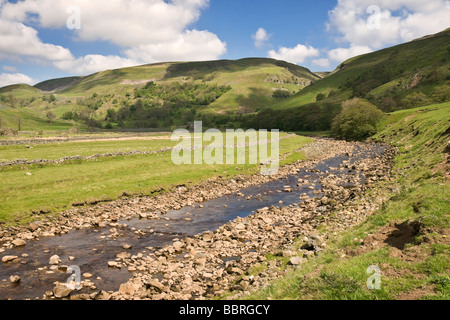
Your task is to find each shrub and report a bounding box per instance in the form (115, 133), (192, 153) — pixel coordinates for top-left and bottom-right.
(328, 90), (337, 98)
(0, 128), (19, 137)
(316, 93), (326, 101)
(61, 111), (74, 120)
(331, 98), (385, 141)
(272, 89), (291, 99)
(401, 92), (431, 109)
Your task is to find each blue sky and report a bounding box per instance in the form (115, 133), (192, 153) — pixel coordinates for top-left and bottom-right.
(0, 0), (448, 87)
(193, 0), (335, 59)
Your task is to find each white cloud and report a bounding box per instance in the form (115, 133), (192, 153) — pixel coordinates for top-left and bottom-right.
(328, 45), (373, 63)
(268, 44), (320, 64)
(0, 0), (227, 75)
(0, 72), (35, 87)
(253, 28), (270, 48)
(328, 0), (450, 49)
(312, 58), (331, 69)
(124, 30), (227, 64)
(0, 19), (73, 63)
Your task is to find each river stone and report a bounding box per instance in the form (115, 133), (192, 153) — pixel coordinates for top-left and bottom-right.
(70, 293), (91, 301)
(139, 212), (148, 219)
(12, 239), (27, 247)
(95, 291), (111, 301)
(146, 279), (164, 293)
(289, 257), (305, 265)
(108, 261), (120, 268)
(235, 223), (246, 230)
(116, 252), (131, 260)
(49, 255), (61, 265)
(10, 275), (21, 284)
(53, 284), (72, 299)
(202, 232), (214, 242)
(119, 283), (136, 295)
(28, 222), (40, 231)
(173, 241), (184, 252)
(2, 256), (18, 263)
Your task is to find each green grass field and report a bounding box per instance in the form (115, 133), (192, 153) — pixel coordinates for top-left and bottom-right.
(0, 137), (176, 161)
(0, 133), (312, 225)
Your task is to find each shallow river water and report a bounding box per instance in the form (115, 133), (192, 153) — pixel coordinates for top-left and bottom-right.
(0, 145), (385, 300)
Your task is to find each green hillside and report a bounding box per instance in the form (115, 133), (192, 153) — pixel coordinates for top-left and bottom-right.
(0, 104), (75, 132)
(0, 58), (320, 131)
(275, 28), (450, 111)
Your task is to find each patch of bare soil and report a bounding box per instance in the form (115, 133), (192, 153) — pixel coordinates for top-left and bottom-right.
(347, 220), (423, 256)
(433, 154), (450, 181)
(396, 285), (436, 300)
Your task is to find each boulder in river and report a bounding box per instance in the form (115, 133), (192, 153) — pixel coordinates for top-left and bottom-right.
(10, 275), (21, 284)
(49, 255), (61, 265)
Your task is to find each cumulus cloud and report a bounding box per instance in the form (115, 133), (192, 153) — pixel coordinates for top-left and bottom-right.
(0, 72), (35, 87)
(0, 0), (227, 75)
(0, 19), (73, 63)
(312, 58), (331, 69)
(327, 44), (373, 63)
(327, 0), (450, 49)
(268, 44), (320, 64)
(252, 28), (270, 48)
(124, 30), (227, 64)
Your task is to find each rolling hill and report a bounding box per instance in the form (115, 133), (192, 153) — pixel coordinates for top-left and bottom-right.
(0, 58), (320, 131)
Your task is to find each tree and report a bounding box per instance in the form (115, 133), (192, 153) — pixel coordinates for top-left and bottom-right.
(379, 97), (397, 113)
(8, 93), (16, 108)
(47, 111), (56, 123)
(331, 98), (384, 141)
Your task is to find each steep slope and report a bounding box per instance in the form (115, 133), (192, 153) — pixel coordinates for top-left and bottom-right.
(34, 76), (86, 93)
(275, 28), (450, 111)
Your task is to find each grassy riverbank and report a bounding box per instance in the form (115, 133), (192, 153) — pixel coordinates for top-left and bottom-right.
(243, 102), (449, 300)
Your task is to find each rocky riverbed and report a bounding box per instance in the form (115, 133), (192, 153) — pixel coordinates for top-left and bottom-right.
(0, 139), (397, 300)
